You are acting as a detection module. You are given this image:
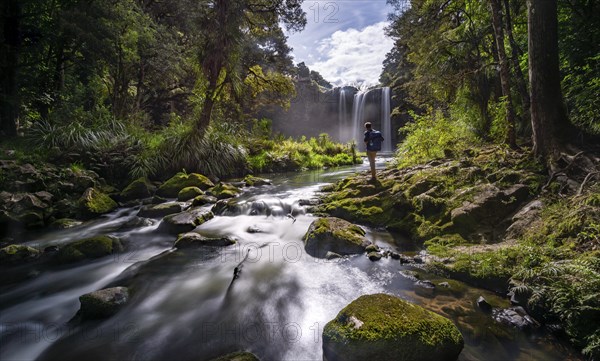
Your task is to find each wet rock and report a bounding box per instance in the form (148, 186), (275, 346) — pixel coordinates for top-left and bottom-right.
(323, 293), (464, 361)
(33, 191), (53, 204)
(151, 195), (167, 204)
(493, 306), (539, 330)
(438, 282), (451, 288)
(191, 194), (218, 207)
(477, 296), (493, 313)
(325, 251), (343, 260)
(137, 202), (183, 218)
(177, 186), (204, 201)
(174, 232), (237, 248)
(79, 187), (118, 218)
(211, 199), (241, 216)
(243, 175), (271, 187)
(156, 172), (214, 197)
(44, 245), (59, 254)
(79, 287), (129, 320)
(416, 280), (436, 289)
(208, 183), (242, 200)
(303, 217), (371, 258)
(209, 351), (260, 361)
(55, 235), (123, 263)
(117, 217), (154, 231)
(51, 218), (82, 229)
(246, 225), (263, 233)
(298, 198), (320, 206)
(0, 244), (41, 265)
(390, 252), (401, 260)
(120, 177), (156, 201)
(158, 208), (214, 234)
(399, 270), (420, 282)
(367, 252), (382, 261)
(365, 244), (379, 253)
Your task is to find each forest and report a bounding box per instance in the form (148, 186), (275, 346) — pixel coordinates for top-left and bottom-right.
(0, 0), (599, 360)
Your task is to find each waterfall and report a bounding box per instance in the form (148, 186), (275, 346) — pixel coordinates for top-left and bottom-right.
(381, 87), (391, 152)
(338, 89), (347, 142)
(349, 87), (392, 152)
(352, 91), (367, 150)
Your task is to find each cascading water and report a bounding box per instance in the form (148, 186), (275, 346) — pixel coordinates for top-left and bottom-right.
(338, 89), (347, 142)
(0, 162), (580, 361)
(350, 87), (392, 151)
(381, 87), (392, 152)
(351, 91), (367, 149)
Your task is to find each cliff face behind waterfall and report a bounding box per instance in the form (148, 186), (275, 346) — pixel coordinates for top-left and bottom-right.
(262, 80), (405, 149)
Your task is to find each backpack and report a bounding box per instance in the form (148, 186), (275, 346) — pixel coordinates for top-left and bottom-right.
(368, 130), (384, 151)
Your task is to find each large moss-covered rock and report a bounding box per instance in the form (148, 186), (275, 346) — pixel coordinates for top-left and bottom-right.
(55, 235), (123, 263)
(0, 244), (41, 264)
(243, 175), (271, 187)
(208, 183), (242, 200)
(79, 287), (129, 319)
(177, 186), (204, 201)
(158, 208), (214, 234)
(323, 294), (464, 361)
(79, 187), (118, 217)
(192, 194), (218, 207)
(120, 177), (156, 201)
(209, 351), (259, 361)
(304, 217), (371, 258)
(174, 232), (237, 248)
(137, 202), (183, 218)
(156, 172), (214, 197)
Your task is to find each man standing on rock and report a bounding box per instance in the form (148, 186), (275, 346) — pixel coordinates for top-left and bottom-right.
(364, 122), (384, 180)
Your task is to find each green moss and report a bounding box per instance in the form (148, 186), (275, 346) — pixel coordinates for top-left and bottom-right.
(79, 188), (118, 215)
(209, 183), (242, 200)
(56, 235), (123, 263)
(323, 294), (463, 360)
(157, 172), (214, 197)
(177, 186), (204, 201)
(243, 175), (270, 187)
(0, 244), (41, 263)
(120, 177), (155, 201)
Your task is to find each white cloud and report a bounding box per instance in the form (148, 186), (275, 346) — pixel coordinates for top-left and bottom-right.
(307, 21), (394, 88)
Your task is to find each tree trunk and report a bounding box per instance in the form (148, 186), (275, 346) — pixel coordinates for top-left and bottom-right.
(527, 0), (570, 160)
(0, 0), (20, 137)
(503, 0), (530, 121)
(490, 0), (517, 148)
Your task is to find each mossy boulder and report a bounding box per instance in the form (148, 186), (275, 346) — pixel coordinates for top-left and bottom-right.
(158, 208), (214, 234)
(174, 232), (237, 248)
(0, 244), (41, 265)
(209, 351), (260, 361)
(120, 177), (156, 201)
(137, 202), (183, 218)
(304, 217), (371, 258)
(208, 183), (242, 200)
(79, 187), (118, 217)
(79, 287), (129, 319)
(177, 186), (204, 201)
(243, 175), (271, 187)
(323, 294), (464, 361)
(55, 235), (123, 263)
(51, 218), (82, 229)
(192, 194), (218, 206)
(156, 172), (214, 198)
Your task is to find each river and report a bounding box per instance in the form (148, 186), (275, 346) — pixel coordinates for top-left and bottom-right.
(0, 157), (579, 361)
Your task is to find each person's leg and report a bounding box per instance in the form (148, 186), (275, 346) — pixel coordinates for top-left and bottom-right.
(367, 151), (377, 179)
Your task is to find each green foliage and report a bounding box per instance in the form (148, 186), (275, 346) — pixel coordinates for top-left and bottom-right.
(395, 108), (477, 168)
(562, 54), (600, 134)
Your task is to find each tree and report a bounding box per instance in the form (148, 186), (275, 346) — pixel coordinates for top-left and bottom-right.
(0, 0), (20, 136)
(527, 0), (570, 159)
(196, 0), (306, 134)
(489, 0), (517, 148)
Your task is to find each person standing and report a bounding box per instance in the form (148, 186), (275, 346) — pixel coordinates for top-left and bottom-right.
(364, 122), (384, 180)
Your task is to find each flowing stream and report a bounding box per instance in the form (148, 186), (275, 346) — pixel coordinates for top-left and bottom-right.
(0, 158), (579, 361)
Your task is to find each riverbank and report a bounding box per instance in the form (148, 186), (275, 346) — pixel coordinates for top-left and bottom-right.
(315, 146), (599, 358)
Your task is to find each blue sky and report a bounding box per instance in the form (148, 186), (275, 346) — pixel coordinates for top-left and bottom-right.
(286, 1), (395, 87)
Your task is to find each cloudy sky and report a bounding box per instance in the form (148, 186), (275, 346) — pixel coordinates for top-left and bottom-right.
(286, 1), (395, 88)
